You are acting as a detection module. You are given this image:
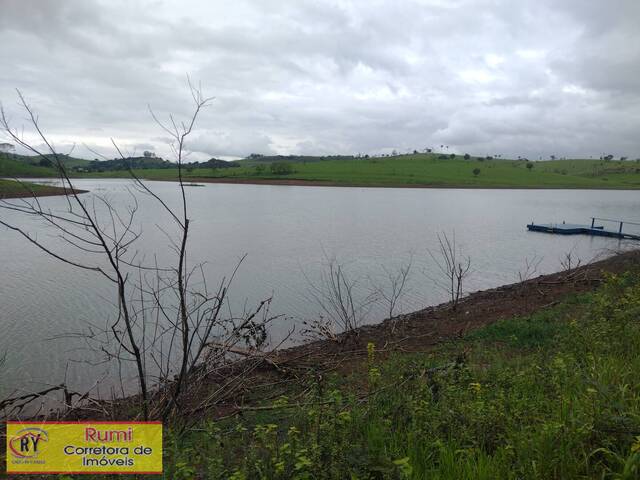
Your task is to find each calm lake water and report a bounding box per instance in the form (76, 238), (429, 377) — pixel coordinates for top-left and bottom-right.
(1, 179), (639, 398)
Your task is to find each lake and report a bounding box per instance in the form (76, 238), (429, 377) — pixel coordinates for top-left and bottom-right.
(1, 179), (638, 398)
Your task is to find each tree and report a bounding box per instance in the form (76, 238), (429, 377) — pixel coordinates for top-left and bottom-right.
(428, 232), (471, 311)
(373, 258), (413, 326)
(39, 157), (53, 167)
(526, 162), (534, 171)
(143, 150), (156, 158)
(270, 162), (293, 175)
(0, 142), (14, 153)
(463, 153), (470, 160)
(303, 256), (376, 343)
(473, 168), (481, 176)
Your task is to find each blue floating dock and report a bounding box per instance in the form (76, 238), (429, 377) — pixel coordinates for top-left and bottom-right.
(527, 217), (640, 241)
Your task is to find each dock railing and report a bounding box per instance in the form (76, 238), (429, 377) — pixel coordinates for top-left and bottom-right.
(591, 217), (640, 234)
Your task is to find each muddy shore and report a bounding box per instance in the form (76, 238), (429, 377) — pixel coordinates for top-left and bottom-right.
(0, 186), (88, 200)
(173, 176), (640, 190)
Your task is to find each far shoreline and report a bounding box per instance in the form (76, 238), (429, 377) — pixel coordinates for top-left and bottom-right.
(8, 174), (640, 191)
(6, 174), (640, 196)
(159, 176), (640, 190)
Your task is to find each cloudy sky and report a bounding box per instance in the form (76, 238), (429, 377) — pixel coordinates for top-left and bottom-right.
(1, 0), (639, 161)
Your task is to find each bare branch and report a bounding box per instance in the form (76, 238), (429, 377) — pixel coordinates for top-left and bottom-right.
(427, 231), (471, 311)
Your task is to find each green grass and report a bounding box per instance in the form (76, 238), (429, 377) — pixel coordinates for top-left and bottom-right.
(95, 155), (640, 189)
(149, 271), (640, 479)
(465, 304), (574, 349)
(0, 155), (56, 177)
(6, 153), (640, 188)
(4, 152), (91, 169)
(164, 272), (638, 479)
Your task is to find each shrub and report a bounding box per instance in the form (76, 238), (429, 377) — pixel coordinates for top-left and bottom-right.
(270, 162), (294, 175)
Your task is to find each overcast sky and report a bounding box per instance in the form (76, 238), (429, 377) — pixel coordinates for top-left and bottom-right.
(1, 0), (639, 161)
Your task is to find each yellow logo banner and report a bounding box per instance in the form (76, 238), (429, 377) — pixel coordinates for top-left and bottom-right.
(6, 421), (162, 474)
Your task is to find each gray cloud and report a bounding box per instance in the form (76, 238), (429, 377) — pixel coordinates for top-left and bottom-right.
(1, 0), (639, 161)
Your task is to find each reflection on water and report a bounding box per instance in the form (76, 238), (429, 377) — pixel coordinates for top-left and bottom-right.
(1, 179), (638, 396)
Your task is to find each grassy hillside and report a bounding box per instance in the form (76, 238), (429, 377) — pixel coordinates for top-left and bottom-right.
(5, 152), (640, 188)
(138, 154), (640, 189)
(4, 152), (91, 169)
(0, 155), (57, 177)
(238, 154), (357, 165)
(175, 154), (640, 189)
(260, 155), (640, 188)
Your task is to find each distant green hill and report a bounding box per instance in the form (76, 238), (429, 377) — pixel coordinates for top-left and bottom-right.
(7, 152), (91, 169)
(1, 153), (175, 175)
(238, 153), (356, 165)
(3, 151), (640, 189)
(180, 153), (640, 189)
(0, 154), (57, 177)
(76, 156), (174, 172)
(198, 158), (240, 169)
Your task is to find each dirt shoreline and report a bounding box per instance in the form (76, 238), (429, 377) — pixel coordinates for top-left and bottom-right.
(176, 248), (640, 419)
(8, 174), (640, 190)
(166, 176), (640, 190)
(272, 248), (640, 359)
(0, 186), (88, 200)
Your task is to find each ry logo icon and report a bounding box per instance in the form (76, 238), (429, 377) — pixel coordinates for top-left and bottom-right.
(8, 427), (49, 458)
